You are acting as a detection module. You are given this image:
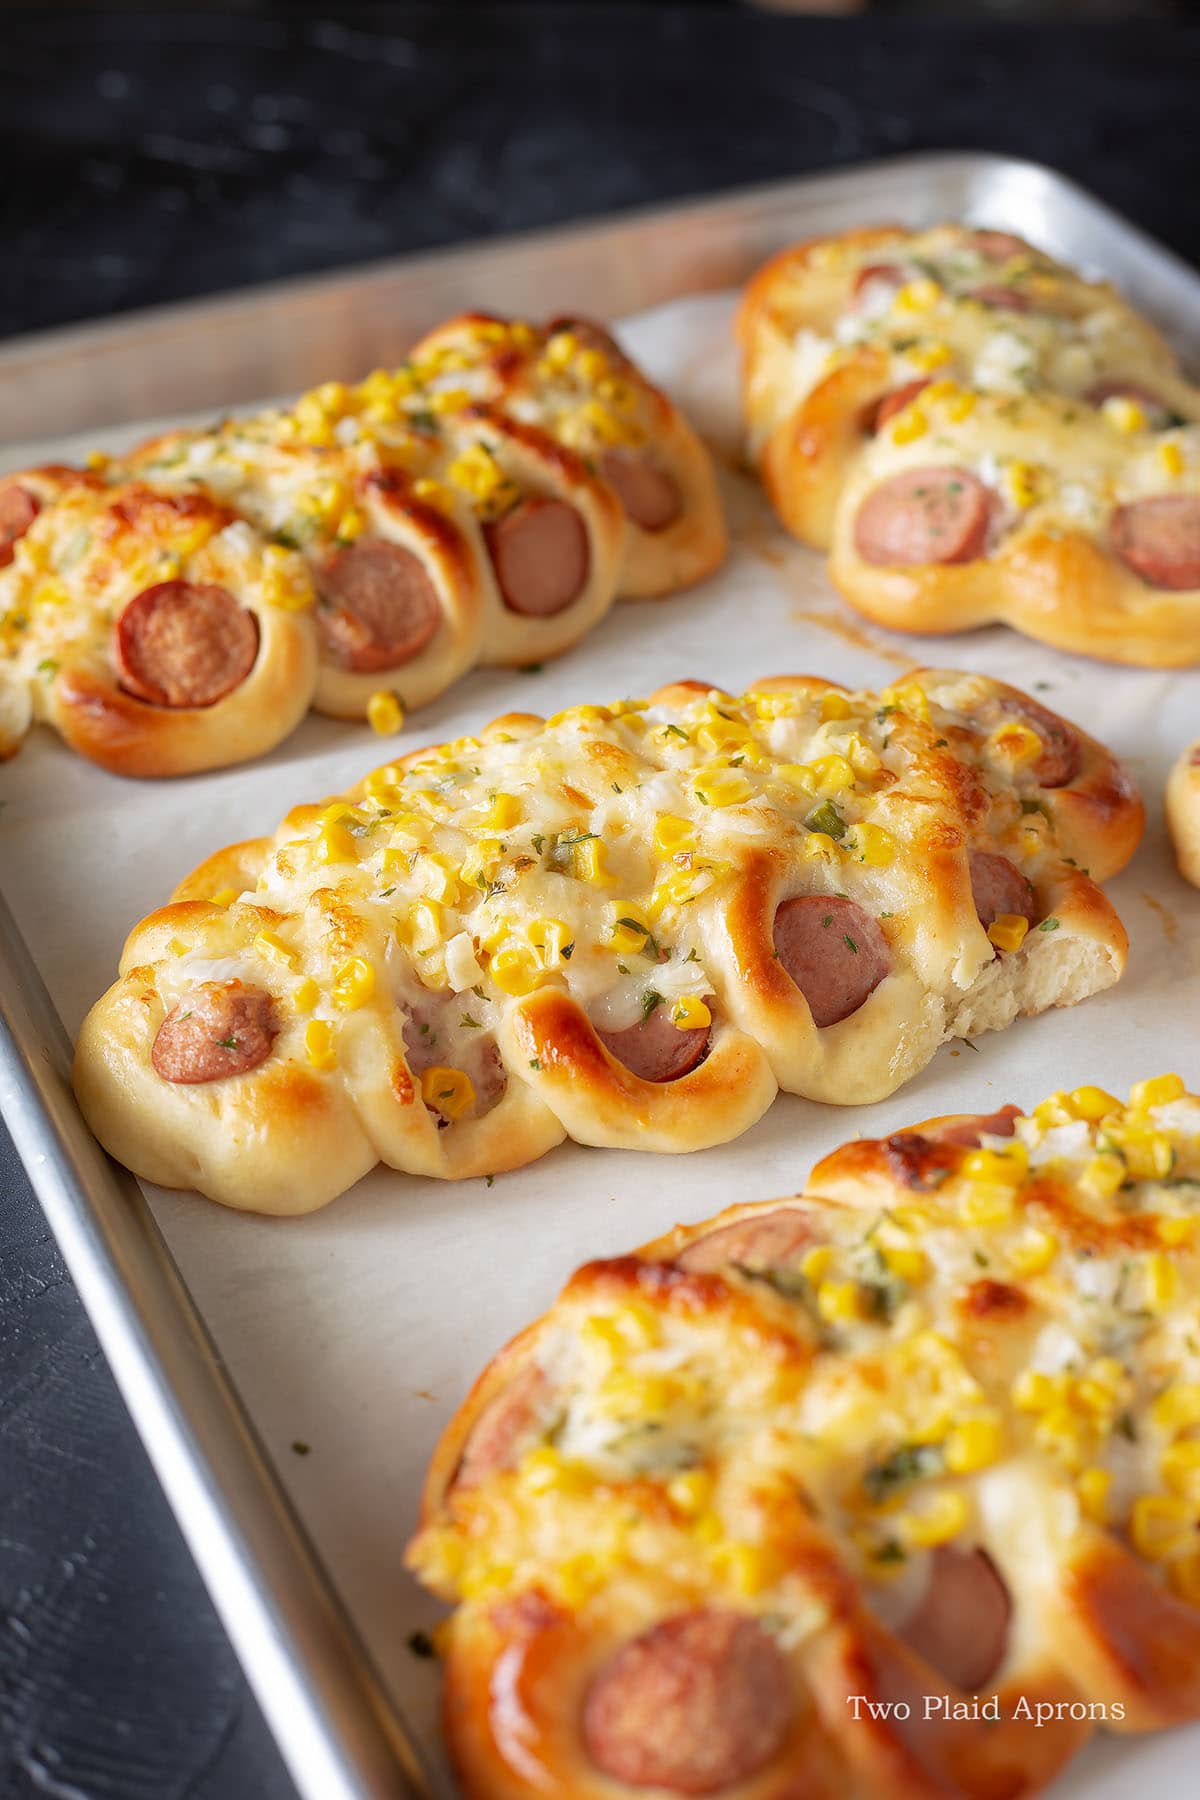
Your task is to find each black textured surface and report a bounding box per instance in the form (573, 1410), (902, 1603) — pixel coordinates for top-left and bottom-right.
(2, 7), (1198, 1797)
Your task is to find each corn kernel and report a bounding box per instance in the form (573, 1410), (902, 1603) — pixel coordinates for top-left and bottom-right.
(1008, 1228), (1059, 1278)
(801, 1245), (836, 1284)
(670, 995), (712, 1031)
(253, 929), (298, 970)
(960, 1184), (1017, 1227)
(819, 690), (853, 722)
(696, 713), (753, 754)
(1080, 1153), (1126, 1202)
(817, 1280), (865, 1324)
(332, 956), (375, 1010)
(889, 406), (929, 445)
(1161, 1439), (1200, 1497)
(420, 1065), (475, 1120)
(1013, 1369), (1065, 1413)
(1168, 1551), (1200, 1607)
(574, 838), (612, 885)
(484, 792), (521, 831)
(1158, 440), (1185, 478)
(527, 916), (574, 969)
(692, 768), (753, 809)
(316, 820), (359, 865)
(543, 330), (578, 369)
(556, 1553), (603, 1607)
(304, 1019), (336, 1071)
(1034, 1405), (1087, 1470)
(290, 976), (319, 1014)
(1144, 1252), (1178, 1312)
(946, 391), (976, 423)
(490, 945), (543, 996)
(1157, 1215), (1197, 1247)
(879, 1243), (928, 1284)
(1130, 1073), (1186, 1111)
(609, 904), (654, 955)
(986, 719), (1044, 769)
(880, 682), (930, 724)
(209, 887), (238, 908)
(519, 1447), (589, 1494)
(367, 690), (405, 736)
(807, 753), (856, 797)
(692, 1510), (724, 1546)
(846, 822), (896, 867)
(987, 913), (1030, 953)
(1032, 1092), (1074, 1129)
(1131, 1493), (1193, 1560)
(899, 1489), (968, 1549)
(709, 1541), (776, 1596)
(943, 1414), (1004, 1475)
(667, 1469), (713, 1515)
(895, 278), (941, 313)
(1152, 1385), (1200, 1436)
(1005, 461), (1042, 510)
(1077, 1466), (1112, 1522)
(653, 815), (697, 857)
(1068, 1085), (1121, 1121)
(907, 340), (954, 372)
(399, 899), (443, 956)
(1102, 395), (1147, 434)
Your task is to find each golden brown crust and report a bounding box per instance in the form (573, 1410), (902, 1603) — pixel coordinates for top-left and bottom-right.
(411, 1078), (1200, 1797)
(73, 670), (1138, 1212)
(739, 223), (1200, 667)
(1166, 741), (1200, 887)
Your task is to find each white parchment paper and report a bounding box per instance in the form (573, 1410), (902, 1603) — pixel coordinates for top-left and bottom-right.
(3, 291), (1199, 1797)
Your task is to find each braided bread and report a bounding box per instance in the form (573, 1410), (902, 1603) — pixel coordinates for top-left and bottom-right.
(0, 468), (317, 776)
(72, 670), (1139, 1213)
(1167, 741), (1200, 887)
(119, 313), (725, 719)
(738, 224), (1200, 667)
(408, 1074), (1200, 1800)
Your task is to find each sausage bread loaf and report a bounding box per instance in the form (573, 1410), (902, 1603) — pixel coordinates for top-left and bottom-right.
(408, 1074), (1200, 1799)
(739, 224), (1200, 666)
(73, 670), (1140, 1212)
(0, 469), (317, 776)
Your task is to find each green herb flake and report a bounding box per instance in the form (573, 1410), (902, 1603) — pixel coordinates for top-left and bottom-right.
(1038, 916), (1061, 932)
(641, 989), (664, 1023)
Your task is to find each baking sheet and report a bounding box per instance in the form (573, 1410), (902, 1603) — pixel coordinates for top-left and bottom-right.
(5, 285), (1200, 1797)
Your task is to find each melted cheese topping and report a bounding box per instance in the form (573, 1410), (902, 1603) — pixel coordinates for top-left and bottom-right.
(409, 1079), (1200, 1635)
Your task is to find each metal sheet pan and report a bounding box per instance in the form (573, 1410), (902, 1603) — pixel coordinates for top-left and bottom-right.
(2, 154), (1198, 1800)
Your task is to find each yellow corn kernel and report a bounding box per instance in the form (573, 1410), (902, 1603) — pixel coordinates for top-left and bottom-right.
(316, 820), (359, 865)
(801, 1245), (836, 1285)
(1128, 1132), (1176, 1181)
(692, 768), (753, 809)
(1130, 1073), (1186, 1111)
(412, 477), (451, 509)
(1152, 1384), (1200, 1436)
(332, 956), (375, 1010)
(889, 406), (929, 445)
(459, 1561), (513, 1602)
(691, 1510), (725, 1546)
(907, 340), (954, 372)
(1157, 1214), (1197, 1247)
(987, 913), (1030, 953)
(527, 916), (574, 969)
(819, 690), (853, 722)
(653, 815), (697, 857)
(895, 278), (941, 313)
(365, 690), (405, 736)
(709, 1541), (777, 1596)
(1080, 1153), (1126, 1203)
(86, 448), (111, 470)
(880, 682), (930, 724)
(489, 945), (543, 996)
(458, 838), (503, 890)
(428, 387), (470, 417)
(1076, 1375), (1122, 1418)
(846, 822), (896, 867)
(420, 1065), (475, 1121)
(398, 899), (443, 957)
(943, 1414), (1004, 1475)
(209, 887), (238, 908)
(519, 1446), (589, 1495)
(543, 330), (578, 369)
(290, 976), (319, 1015)
(1158, 440), (1185, 478)
(1013, 1368), (1066, 1413)
(1068, 1085), (1121, 1122)
(1077, 1466), (1112, 1522)
(986, 719), (1043, 769)
(574, 838), (612, 886)
(749, 688), (799, 721)
(960, 1184), (1017, 1227)
(899, 1489), (968, 1549)
(556, 1553), (603, 1608)
(1130, 1493), (1193, 1560)
(1032, 1091), (1074, 1130)
(800, 831), (839, 864)
(1033, 1405), (1087, 1470)
(817, 1279), (865, 1324)
(879, 1243), (928, 1284)
(1008, 1228), (1059, 1278)
(946, 391), (977, 423)
(670, 995), (712, 1031)
(807, 753), (856, 796)
(964, 1144), (1029, 1182)
(1101, 395), (1147, 434)
(304, 1019), (336, 1071)
(1005, 461), (1042, 510)
(1168, 1552), (1200, 1608)
(696, 712), (753, 754)
(1144, 1252), (1179, 1312)
(594, 1371), (676, 1419)
(253, 929), (298, 971)
(1161, 1439), (1200, 1498)
(609, 904), (654, 955)
(484, 792), (522, 831)
(667, 1469), (714, 1515)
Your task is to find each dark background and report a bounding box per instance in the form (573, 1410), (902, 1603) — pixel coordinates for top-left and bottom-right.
(2, 6), (1199, 1797)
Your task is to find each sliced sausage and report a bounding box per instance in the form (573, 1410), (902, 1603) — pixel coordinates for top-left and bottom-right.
(151, 981), (278, 1084)
(1086, 378), (1174, 427)
(853, 262), (905, 303)
(866, 378), (932, 436)
(595, 999), (711, 1083)
(931, 1105), (1021, 1148)
(970, 230), (1027, 263)
(317, 539), (442, 671)
(969, 852), (1036, 932)
(678, 1208), (812, 1275)
(600, 450), (683, 533)
(483, 496), (589, 617)
(897, 1546), (1012, 1692)
(853, 468), (991, 568)
(983, 693), (1081, 788)
(970, 284), (1035, 312)
(582, 1610), (793, 1795)
(114, 581), (260, 708)
(774, 896), (890, 1029)
(0, 483), (40, 568)
(1110, 495), (1200, 592)
(454, 1363), (549, 1491)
